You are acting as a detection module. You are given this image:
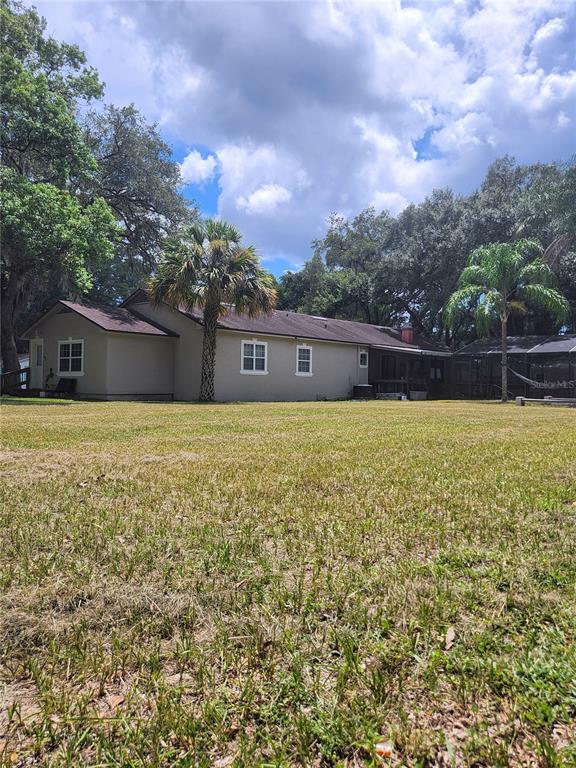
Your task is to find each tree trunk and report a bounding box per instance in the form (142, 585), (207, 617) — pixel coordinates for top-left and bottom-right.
(501, 314), (508, 403)
(199, 303), (219, 402)
(1, 270), (22, 373)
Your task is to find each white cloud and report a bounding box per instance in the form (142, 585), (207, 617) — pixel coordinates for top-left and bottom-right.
(34, 0), (576, 267)
(237, 184), (292, 215)
(371, 191), (410, 216)
(216, 143), (308, 233)
(532, 16), (566, 45)
(433, 112), (497, 154)
(180, 150), (217, 185)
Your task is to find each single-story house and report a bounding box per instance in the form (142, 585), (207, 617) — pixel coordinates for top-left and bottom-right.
(21, 290), (451, 401)
(453, 334), (576, 399)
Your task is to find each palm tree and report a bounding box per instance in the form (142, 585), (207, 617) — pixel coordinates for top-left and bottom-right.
(444, 240), (569, 402)
(149, 219), (276, 401)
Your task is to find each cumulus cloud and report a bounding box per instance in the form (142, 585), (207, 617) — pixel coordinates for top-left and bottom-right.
(237, 184), (292, 215)
(180, 150), (217, 185)
(34, 0), (576, 266)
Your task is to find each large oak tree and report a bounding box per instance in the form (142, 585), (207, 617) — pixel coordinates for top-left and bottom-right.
(0, 1), (195, 371)
(0, 0), (113, 371)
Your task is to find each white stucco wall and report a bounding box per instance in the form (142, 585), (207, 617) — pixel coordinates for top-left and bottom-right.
(214, 330), (368, 401)
(130, 301), (370, 401)
(106, 334), (174, 396)
(28, 311), (108, 395)
(129, 302), (203, 400)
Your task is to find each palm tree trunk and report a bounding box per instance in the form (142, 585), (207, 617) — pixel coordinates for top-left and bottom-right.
(199, 304), (219, 402)
(501, 314), (508, 403)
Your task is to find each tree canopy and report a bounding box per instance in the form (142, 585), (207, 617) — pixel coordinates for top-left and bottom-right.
(279, 157), (575, 345)
(0, 0), (101, 184)
(0, 0), (195, 370)
(83, 105), (195, 304)
(1, 0), (113, 370)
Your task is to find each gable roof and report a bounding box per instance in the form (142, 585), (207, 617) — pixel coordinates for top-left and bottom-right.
(123, 289), (449, 355)
(23, 300), (178, 339)
(455, 334), (576, 356)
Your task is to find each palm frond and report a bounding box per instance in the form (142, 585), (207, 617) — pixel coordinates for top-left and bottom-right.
(507, 300), (527, 316)
(468, 239), (542, 292)
(518, 259), (556, 287)
(474, 289), (501, 336)
(150, 218), (276, 320)
(187, 222), (208, 247)
(205, 218), (241, 244)
(233, 268), (277, 318)
(468, 245), (492, 267)
(517, 284), (570, 322)
(148, 235), (205, 310)
(443, 285), (485, 329)
(458, 264), (489, 288)
(447, 237), (568, 342)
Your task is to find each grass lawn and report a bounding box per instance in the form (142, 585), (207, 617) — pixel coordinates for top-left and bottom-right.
(1, 400), (575, 767)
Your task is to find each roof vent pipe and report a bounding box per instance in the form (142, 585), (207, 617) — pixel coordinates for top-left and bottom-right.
(401, 324), (413, 344)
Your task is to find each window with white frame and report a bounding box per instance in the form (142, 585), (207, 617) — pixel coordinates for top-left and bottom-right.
(359, 348), (368, 368)
(296, 345), (312, 376)
(35, 342), (43, 366)
(241, 340), (268, 374)
(58, 339), (84, 375)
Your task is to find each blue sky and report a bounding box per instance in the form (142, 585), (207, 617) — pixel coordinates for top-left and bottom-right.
(168, 139), (219, 214)
(35, 0), (576, 278)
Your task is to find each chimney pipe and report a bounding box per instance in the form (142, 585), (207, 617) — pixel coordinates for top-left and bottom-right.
(401, 323), (413, 345)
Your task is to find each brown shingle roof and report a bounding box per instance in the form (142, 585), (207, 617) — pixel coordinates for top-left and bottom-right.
(59, 301), (177, 336)
(23, 300), (177, 338)
(122, 289), (449, 353)
(176, 305), (447, 353)
(184, 306), (401, 344)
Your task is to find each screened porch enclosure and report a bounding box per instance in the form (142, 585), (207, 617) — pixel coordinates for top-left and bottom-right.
(453, 335), (576, 400)
(368, 348), (449, 399)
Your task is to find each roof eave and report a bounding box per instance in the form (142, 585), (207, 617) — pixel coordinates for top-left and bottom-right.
(370, 343), (451, 356)
(120, 287), (149, 308)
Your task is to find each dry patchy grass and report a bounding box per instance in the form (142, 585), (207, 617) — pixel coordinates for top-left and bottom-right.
(0, 399), (575, 767)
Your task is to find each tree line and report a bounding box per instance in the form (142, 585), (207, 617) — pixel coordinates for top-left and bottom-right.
(277, 157), (575, 346)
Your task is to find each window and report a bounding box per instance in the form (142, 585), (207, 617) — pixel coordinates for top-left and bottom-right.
(241, 340), (268, 374)
(58, 339), (84, 376)
(430, 360), (444, 381)
(296, 345), (312, 376)
(35, 343), (43, 366)
(359, 349), (368, 368)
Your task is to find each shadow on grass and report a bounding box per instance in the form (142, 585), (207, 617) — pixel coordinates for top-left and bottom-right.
(1, 396), (75, 406)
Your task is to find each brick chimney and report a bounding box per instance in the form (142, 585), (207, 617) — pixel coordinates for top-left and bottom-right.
(400, 323), (413, 345)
